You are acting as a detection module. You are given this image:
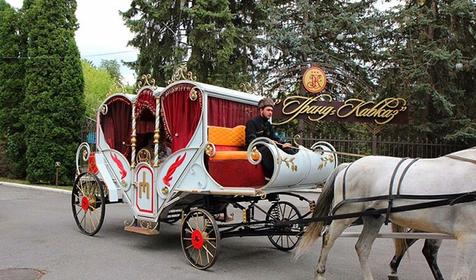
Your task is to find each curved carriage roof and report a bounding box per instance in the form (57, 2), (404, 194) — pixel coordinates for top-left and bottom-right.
(157, 80), (262, 105)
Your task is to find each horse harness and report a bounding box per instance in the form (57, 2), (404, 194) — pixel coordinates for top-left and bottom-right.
(331, 154), (476, 225)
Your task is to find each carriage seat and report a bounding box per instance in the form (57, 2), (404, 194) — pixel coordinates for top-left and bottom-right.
(207, 125), (264, 188)
(207, 125), (260, 160)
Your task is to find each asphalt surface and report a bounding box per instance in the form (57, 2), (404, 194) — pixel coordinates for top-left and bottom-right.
(0, 183), (472, 280)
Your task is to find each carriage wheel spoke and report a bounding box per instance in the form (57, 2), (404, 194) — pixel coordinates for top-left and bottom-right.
(203, 244), (212, 263)
(75, 206), (84, 217)
(205, 240), (217, 249)
(288, 212), (298, 220)
(186, 221), (195, 232)
(197, 249), (203, 266)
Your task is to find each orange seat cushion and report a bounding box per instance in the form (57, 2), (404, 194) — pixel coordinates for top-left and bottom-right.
(208, 125), (245, 147)
(210, 151), (260, 161)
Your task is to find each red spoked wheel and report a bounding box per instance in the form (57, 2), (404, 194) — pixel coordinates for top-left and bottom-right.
(181, 209), (220, 270)
(71, 172), (105, 236)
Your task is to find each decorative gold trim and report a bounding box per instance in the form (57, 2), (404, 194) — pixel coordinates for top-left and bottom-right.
(139, 220), (158, 231)
(153, 130), (160, 144)
(137, 148), (152, 163)
(205, 143), (216, 157)
(137, 74), (156, 88)
(189, 88), (198, 101)
(100, 104), (108, 115)
(82, 149), (89, 161)
(293, 134), (301, 147)
(167, 64), (197, 84)
(161, 186), (169, 196)
(242, 209), (247, 223)
(282, 157), (298, 172)
(240, 82), (254, 93)
(318, 154), (335, 170)
(256, 189), (267, 199)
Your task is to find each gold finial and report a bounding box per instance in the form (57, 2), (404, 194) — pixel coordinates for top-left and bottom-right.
(167, 64), (197, 84)
(240, 82), (263, 96)
(138, 74), (156, 88)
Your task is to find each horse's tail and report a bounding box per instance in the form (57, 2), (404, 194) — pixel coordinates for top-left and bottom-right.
(294, 163), (350, 260)
(392, 223), (409, 257)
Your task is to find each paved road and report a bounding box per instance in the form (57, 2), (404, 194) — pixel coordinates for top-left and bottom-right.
(0, 183), (471, 280)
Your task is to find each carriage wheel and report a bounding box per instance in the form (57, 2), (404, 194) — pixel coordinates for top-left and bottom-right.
(71, 172), (106, 236)
(180, 209), (220, 270)
(266, 201), (303, 251)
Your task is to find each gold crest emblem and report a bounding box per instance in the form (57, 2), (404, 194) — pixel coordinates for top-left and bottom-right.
(303, 66), (327, 94)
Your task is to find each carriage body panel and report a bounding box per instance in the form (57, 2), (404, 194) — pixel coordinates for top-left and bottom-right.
(77, 80), (337, 221)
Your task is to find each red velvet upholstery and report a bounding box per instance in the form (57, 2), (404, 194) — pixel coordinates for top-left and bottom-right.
(208, 159), (265, 188)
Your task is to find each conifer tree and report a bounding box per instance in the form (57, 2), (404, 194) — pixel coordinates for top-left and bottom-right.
(0, 0), (26, 177)
(377, 0), (476, 144)
(23, 0), (85, 184)
(122, 0), (261, 88)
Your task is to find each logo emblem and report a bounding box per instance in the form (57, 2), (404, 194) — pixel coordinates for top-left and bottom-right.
(303, 66), (327, 94)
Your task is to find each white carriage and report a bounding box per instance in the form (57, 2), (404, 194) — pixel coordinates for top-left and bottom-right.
(72, 80), (337, 269)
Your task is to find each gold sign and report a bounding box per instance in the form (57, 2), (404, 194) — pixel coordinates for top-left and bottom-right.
(138, 173), (150, 199)
(273, 95), (408, 125)
(303, 66), (327, 94)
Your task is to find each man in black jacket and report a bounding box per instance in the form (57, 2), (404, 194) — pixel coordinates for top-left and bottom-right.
(245, 97), (294, 179)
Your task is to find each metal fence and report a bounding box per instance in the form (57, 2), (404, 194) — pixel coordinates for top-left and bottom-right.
(293, 135), (466, 163)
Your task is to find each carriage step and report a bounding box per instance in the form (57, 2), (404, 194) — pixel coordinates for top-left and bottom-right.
(124, 225), (159, 236)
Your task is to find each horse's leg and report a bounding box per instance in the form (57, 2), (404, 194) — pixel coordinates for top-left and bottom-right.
(451, 234), (476, 280)
(355, 215), (385, 280)
(389, 238), (419, 279)
(315, 218), (354, 280)
(422, 239), (444, 280)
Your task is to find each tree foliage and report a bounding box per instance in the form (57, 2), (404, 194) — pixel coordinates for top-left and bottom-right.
(377, 0), (476, 144)
(82, 60), (123, 117)
(100, 59), (123, 83)
(0, 0), (27, 177)
(122, 0), (263, 88)
(121, 0), (474, 146)
(23, 0), (85, 184)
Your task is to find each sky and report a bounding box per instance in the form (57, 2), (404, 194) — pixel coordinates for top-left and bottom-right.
(6, 0), (138, 85)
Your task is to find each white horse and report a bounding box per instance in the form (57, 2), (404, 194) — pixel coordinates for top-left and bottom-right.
(296, 147), (476, 280)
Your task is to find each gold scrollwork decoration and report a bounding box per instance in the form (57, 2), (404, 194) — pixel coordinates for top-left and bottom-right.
(240, 82), (262, 95)
(137, 148), (152, 163)
(189, 88), (198, 101)
(205, 143), (216, 157)
(282, 156), (298, 172)
(167, 64), (197, 84)
(161, 186), (169, 196)
(100, 104), (108, 115)
(293, 134), (302, 147)
(137, 74), (156, 88)
(139, 220), (158, 230)
(318, 154), (335, 170)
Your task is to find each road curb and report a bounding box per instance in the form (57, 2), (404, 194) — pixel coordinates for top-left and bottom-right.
(0, 181), (70, 194)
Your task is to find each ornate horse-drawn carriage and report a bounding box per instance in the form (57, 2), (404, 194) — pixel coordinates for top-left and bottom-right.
(73, 79), (337, 269)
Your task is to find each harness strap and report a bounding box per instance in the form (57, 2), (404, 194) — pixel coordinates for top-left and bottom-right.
(397, 158), (420, 195)
(341, 162), (354, 201)
(386, 158), (408, 224)
(446, 154), (476, 165)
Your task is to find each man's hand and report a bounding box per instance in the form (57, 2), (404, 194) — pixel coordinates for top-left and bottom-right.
(282, 143), (292, 149)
